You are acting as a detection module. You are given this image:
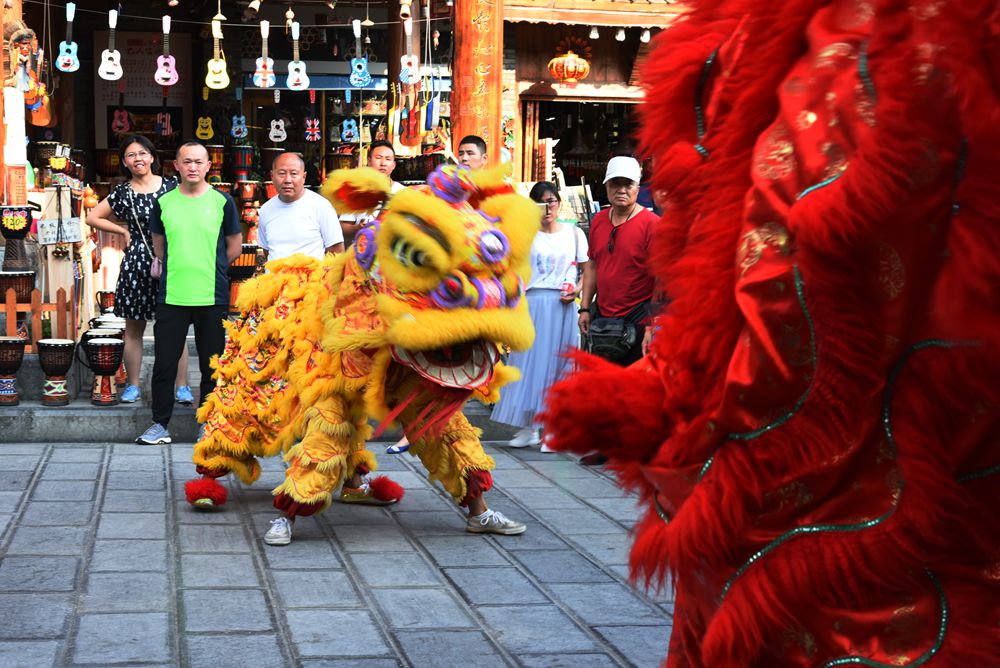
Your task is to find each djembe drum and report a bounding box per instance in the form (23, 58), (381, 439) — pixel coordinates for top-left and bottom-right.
(206, 145), (225, 184)
(0, 271), (35, 303)
(0, 206), (32, 271)
(37, 338), (75, 406)
(215, 182), (233, 195)
(237, 180), (259, 205)
(227, 244), (260, 283)
(82, 337), (125, 405)
(88, 317), (126, 385)
(96, 291), (116, 314)
(0, 336), (26, 406)
(231, 146), (254, 182)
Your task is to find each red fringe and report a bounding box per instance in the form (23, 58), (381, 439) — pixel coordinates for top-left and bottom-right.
(273, 492), (324, 518)
(195, 465), (228, 479)
(459, 470), (493, 507)
(184, 477), (228, 507)
(367, 475), (405, 503)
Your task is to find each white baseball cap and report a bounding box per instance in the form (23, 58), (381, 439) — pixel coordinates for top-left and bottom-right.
(603, 156), (642, 184)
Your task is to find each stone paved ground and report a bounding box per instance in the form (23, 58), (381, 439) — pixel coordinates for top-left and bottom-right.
(0, 441), (673, 667)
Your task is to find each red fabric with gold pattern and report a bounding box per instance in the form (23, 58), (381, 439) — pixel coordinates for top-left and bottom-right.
(541, 0), (1000, 665)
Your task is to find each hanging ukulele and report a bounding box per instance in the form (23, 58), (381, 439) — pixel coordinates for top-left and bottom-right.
(304, 90), (321, 142)
(196, 88), (214, 140)
(154, 15), (179, 86)
(231, 88), (248, 139)
(341, 119), (359, 143)
(253, 20), (275, 88)
(205, 20), (230, 90)
(399, 18), (418, 86)
(56, 2), (79, 73)
(286, 22), (310, 91)
(156, 87), (174, 138)
(269, 92), (287, 143)
(98, 9), (123, 81)
(425, 68), (442, 133)
(349, 19), (371, 88)
(111, 80), (131, 134)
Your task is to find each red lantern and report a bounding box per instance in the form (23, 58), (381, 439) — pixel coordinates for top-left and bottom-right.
(548, 50), (591, 85)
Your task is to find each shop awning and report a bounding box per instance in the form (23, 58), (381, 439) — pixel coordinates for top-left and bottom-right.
(503, 0), (688, 29)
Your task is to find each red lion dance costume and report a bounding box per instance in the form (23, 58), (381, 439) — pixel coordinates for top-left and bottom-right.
(542, 1), (1000, 666)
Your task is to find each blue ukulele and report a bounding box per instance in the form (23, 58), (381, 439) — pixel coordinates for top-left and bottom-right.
(348, 19), (371, 88)
(56, 3), (80, 73)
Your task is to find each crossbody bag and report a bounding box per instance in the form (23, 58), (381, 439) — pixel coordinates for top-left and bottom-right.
(126, 186), (162, 279)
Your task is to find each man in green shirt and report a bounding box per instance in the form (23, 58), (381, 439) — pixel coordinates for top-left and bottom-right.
(137, 142), (242, 445)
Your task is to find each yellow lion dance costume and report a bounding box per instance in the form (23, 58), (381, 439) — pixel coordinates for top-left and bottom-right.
(184, 164), (539, 531)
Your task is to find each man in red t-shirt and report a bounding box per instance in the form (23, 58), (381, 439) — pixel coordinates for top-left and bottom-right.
(578, 156), (659, 366)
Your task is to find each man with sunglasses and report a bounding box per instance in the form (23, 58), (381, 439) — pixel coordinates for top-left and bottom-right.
(578, 156), (658, 367)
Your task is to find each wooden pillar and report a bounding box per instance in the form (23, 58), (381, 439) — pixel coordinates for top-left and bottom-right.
(451, 0), (503, 164)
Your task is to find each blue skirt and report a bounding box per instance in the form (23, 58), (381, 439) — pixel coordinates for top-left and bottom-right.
(492, 288), (580, 429)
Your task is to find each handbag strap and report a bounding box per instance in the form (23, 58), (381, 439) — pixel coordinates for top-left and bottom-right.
(126, 184), (155, 261)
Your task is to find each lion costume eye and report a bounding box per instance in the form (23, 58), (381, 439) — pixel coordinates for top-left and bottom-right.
(391, 238), (430, 268)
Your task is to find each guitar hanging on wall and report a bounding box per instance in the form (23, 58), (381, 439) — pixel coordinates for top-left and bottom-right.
(154, 15), (179, 86)
(399, 17), (418, 86)
(98, 9), (123, 81)
(196, 88), (214, 140)
(286, 21), (310, 91)
(231, 88), (248, 139)
(253, 20), (275, 88)
(304, 90), (320, 142)
(349, 19), (371, 88)
(111, 81), (131, 135)
(205, 20), (230, 90)
(269, 91), (287, 143)
(56, 2), (80, 73)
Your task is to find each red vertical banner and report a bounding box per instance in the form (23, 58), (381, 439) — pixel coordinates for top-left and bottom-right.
(451, 0), (503, 163)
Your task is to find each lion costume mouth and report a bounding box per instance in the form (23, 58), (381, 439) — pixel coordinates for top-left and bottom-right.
(390, 340), (498, 390)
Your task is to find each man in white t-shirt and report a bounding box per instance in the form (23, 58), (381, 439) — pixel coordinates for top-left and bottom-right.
(340, 141), (406, 246)
(258, 152), (344, 262)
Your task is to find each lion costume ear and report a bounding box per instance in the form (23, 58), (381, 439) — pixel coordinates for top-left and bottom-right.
(320, 167), (392, 214)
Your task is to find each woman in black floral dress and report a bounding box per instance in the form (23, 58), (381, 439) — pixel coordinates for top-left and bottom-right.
(86, 135), (191, 404)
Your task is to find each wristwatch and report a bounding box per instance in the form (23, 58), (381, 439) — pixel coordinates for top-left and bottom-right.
(577, 307), (590, 314)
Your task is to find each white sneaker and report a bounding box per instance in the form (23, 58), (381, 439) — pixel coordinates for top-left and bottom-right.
(505, 428), (540, 448)
(263, 517), (292, 546)
(466, 509), (527, 535)
(540, 435), (556, 453)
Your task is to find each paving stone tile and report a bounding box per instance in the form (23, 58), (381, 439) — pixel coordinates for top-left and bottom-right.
(286, 610), (390, 657)
(20, 501), (94, 526)
(548, 583), (669, 626)
(182, 589), (272, 632)
(97, 512), (166, 540)
(416, 535), (510, 567)
(6, 525), (89, 555)
(444, 567), (549, 606)
(272, 569), (360, 607)
(321, 502), (397, 526)
(300, 661), (399, 668)
(0, 491), (22, 513)
(519, 654), (619, 668)
(523, 459), (602, 479)
(350, 552), (441, 587)
(492, 468), (551, 488)
(0, 444), (47, 455)
(478, 606), (598, 654)
(511, 551), (613, 584)
(30, 480), (96, 502)
(0, 640), (61, 667)
(395, 630), (506, 668)
(375, 470), (430, 489)
(392, 510), (463, 535)
(385, 488), (452, 512)
(532, 507), (625, 535)
(185, 634), (286, 668)
(103, 490), (167, 512)
(90, 540), (167, 572)
(73, 612), (171, 664)
(499, 486), (588, 509)
(480, 450), (528, 470)
(83, 572), (170, 612)
(333, 525), (415, 553)
(108, 455), (164, 471)
(181, 554), (259, 588)
(554, 476), (626, 498)
(372, 588), (475, 629)
(0, 593), (72, 638)
(261, 536), (343, 570)
(0, 514), (10, 535)
(48, 447), (105, 462)
(0, 471), (32, 490)
(0, 556), (78, 592)
(178, 524), (252, 553)
(39, 462), (100, 479)
(585, 496), (642, 523)
(173, 503), (242, 523)
(106, 471), (165, 490)
(494, 523), (569, 552)
(569, 533), (632, 566)
(0, 455), (42, 471)
(595, 624), (671, 667)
